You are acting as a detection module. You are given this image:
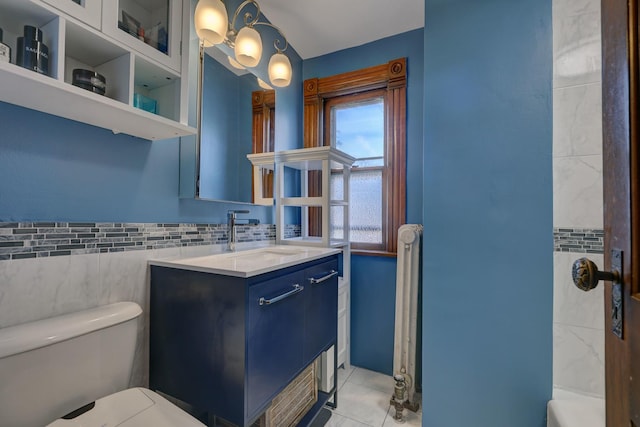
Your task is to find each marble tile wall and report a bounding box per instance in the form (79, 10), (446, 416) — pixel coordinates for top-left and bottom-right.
(552, 0), (604, 397)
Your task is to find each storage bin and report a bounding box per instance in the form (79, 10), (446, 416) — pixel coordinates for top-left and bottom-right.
(133, 93), (157, 114)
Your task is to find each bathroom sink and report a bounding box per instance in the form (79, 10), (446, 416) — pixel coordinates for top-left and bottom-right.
(235, 248), (300, 257)
(261, 248), (299, 254)
(149, 245), (341, 277)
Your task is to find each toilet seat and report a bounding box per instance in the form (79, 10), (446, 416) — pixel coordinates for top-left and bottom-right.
(46, 388), (205, 427)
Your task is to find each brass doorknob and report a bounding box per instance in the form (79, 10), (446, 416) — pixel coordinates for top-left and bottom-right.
(572, 257), (620, 291)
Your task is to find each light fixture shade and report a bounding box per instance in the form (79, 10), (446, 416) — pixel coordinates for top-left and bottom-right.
(194, 0), (228, 47)
(257, 77), (273, 90)
(235, 26), (262, 67)
(227, 55), (245, 70)
(268, 52), (292, 87)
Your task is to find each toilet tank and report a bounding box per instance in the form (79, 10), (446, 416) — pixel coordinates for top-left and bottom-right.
(0, 302), (142, 427)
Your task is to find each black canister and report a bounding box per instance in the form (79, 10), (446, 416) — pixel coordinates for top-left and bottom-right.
(72, 69), (107, 95)
(0, 28), (10, 64)
(17, 25), (49, 75)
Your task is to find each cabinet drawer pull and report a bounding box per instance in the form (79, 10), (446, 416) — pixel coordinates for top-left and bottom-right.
(259, 284), (304, 306)
(308, 270), (338, 284)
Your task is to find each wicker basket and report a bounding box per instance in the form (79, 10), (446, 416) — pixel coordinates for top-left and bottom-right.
(254, 362), (318, 427)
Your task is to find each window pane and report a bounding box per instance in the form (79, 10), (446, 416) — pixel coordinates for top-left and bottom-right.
(349, 170), (382, 244)
(331, 96), (384, 246)
(330, 171), (344, 200)
(331, 98), (384, 160)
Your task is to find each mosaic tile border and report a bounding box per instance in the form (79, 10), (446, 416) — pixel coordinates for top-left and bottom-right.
(554, 227), (604, 254)
(2, 222), (601, 258)
(0, 222), (303, 261)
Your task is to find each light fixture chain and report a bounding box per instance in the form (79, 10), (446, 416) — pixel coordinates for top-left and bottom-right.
(229, 0), (261, 31)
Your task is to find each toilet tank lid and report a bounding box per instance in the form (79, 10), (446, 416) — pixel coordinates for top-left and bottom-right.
(46, 388), (206, 427)
(0, 302), (142, 359)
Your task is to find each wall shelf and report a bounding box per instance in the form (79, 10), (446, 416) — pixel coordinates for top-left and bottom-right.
(0, 60), (195, 140)
(0, 0), (195, 141)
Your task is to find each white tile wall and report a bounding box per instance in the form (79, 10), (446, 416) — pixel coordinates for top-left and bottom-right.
(552, 0), (601, 88)
(553, 323), (605, 396)
(0, 254), (102, 328)
(552, 0), (604, 398)
(553, 83), (602, 158)
(553, 155), (603, 229)
(553, 252), (604, 330)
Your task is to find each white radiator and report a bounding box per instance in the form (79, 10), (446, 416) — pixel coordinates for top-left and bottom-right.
(393, 224), (423, 409)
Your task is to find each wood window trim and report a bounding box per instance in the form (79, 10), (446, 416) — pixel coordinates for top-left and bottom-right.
(252, 89), (275, 154)
(251, 89), (275, 202)
(304, 58), (407, 254)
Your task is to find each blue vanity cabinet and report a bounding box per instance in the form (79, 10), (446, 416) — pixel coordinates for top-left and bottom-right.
(149, 254), (338, 427)
(303, 262), (339, 362)
(245, 269), (306, 417)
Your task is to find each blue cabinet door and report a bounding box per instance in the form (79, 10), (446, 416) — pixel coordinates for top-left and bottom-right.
(246, 270), (306, 420)
(303, 259), (339, 362)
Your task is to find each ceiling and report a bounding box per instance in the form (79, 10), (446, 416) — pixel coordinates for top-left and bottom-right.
(256, 0), (425, 60)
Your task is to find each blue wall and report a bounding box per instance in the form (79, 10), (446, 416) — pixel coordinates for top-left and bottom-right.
(0, 102), (270, 223)
(199, 56), (257, 202)
(422, 0), (553, 426)
(303, 28), (424, 374)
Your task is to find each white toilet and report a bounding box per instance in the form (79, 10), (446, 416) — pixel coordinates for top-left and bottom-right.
(0, 302), (205, 427)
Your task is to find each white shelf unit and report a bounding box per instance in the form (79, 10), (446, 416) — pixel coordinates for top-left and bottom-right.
(274, 146), (354, 248)
(249, 146), (354, 369)
(0, 0), (195, 141)
(337, 275), (350, 369)
(246, 151), (276, 206)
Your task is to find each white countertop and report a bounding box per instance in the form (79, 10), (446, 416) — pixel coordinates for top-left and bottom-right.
(149, 245), (341, 278)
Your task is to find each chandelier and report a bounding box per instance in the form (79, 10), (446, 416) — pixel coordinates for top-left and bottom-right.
(194, 0), (292, 88)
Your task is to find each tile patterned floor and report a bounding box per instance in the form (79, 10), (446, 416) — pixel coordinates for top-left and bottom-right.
(326, 366), (422, 427)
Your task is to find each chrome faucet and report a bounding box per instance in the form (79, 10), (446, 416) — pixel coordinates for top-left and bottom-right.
(227, 210), (259, 251)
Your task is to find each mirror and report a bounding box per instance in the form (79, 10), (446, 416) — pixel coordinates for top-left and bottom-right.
(196, 46), (275, 203)
(180, 0), (302, 204)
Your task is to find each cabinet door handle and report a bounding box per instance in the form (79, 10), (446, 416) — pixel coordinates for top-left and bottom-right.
(259, 284), (304, 306)
(308, 270), (338, 284)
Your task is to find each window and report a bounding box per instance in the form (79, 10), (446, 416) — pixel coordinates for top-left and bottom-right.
(327, 92), (385, 246)
(304, 58), (406, 255)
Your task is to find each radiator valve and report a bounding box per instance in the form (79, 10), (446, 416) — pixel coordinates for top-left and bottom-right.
(391, 374), (407, 423)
